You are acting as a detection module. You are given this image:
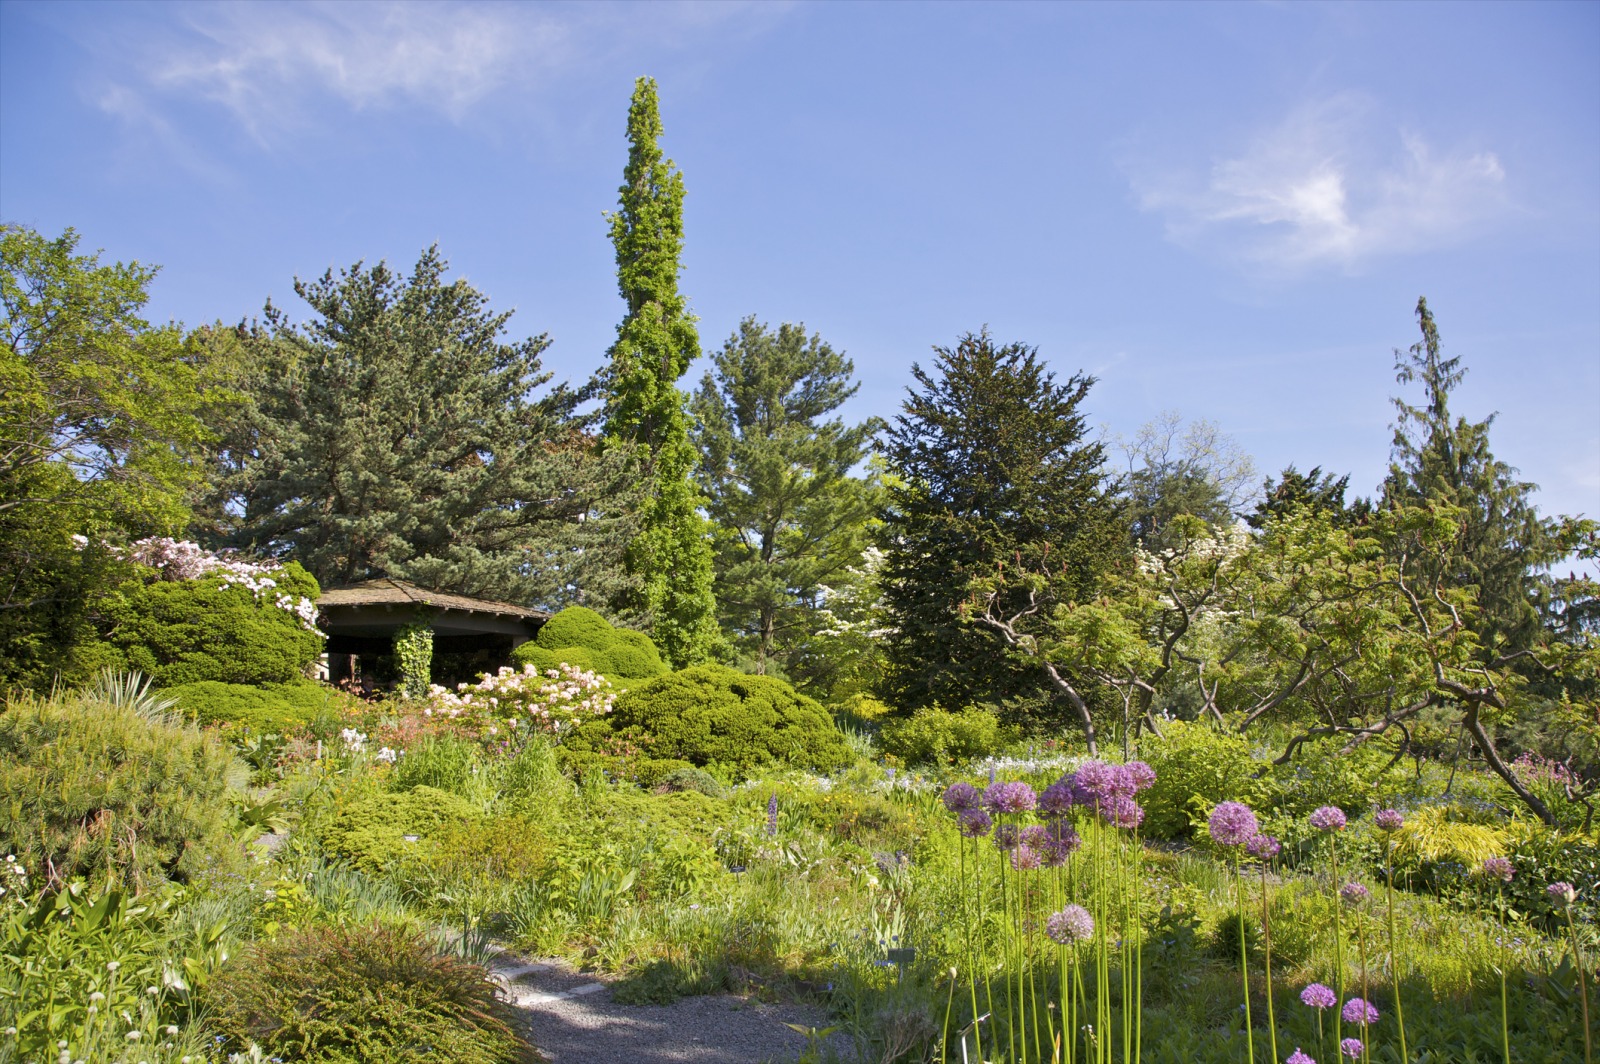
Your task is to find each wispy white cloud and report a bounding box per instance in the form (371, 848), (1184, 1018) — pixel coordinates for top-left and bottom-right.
(90, 1), (785, 149)
(1133, 95), (1512, 271)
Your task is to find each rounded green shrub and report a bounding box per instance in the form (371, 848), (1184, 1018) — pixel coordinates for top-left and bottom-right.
(880, 707), (1004, 766)
(98, 562), (323, 686)
(165, 679), (338, 733)
(565, 665), (851, 779)
(0, 688), (244, 887)
(1140, 719), (1276, 840)
(511, 605), (666, 682)
(206, 923), (538, 1064)
(512, 642), (601, 675)
(320, 785), (479, 873)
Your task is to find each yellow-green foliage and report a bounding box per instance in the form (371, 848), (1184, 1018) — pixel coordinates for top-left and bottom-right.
(97, 562), (323, 686)
(320, 786), (479, 873)
(165, 679), (345, 733)
(1392, 805), (1509, 866)
(879, 707), (1004, 766)
(510, 605), (667, 684)
(834, 693), (892, 721)
(205, 923), (538, 1064)
(1140, 719), (1277, 840)
(0, 689), (245, 887)
(564, 665), (852, 778)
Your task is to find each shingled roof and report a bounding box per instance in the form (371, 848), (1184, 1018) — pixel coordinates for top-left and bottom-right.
(317, 579), (548, 622)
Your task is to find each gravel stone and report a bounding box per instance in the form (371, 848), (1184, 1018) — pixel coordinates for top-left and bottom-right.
(492, 954), (853, 1064)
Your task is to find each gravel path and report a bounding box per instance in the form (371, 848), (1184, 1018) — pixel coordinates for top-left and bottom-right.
(488, 951), (855, 1064)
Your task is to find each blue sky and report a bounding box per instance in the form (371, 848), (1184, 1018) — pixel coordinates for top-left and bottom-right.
(3, 1), (1597, 525)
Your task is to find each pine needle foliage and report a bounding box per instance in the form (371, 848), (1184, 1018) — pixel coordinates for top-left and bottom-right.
(0, 683), (245, 888)
(206, 923), (538, 1064)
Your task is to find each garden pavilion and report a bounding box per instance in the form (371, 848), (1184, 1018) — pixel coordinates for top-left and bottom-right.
(317, 578), (549, 690)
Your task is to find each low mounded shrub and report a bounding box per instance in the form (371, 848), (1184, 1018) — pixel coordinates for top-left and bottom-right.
(320, 786), (479, 873)
(0, 688), (244, 887)
(563, 665), (852, 779)
(510, 605), (666, 684)
(97, 561), (323, 686)
(205, 923), (538, 1064)
(879, 707), (1004, 766)
(165, 679), (342, 733)
(1140, 719), (1276, 840)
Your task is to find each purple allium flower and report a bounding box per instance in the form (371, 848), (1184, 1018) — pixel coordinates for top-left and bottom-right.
(1011, 845), (1042, 871)
(1037, 822), (1081, 867)
(1020, 824), (1051, 848)
(1481, 856), (1514, 882)
(1339, 883), (1371, 905)
(1548, 881), (1577, 908)
(1286, 1050), (1317, 1064)
(1373, 809), (1405, 832)
(1310, 806), (1348, 832)
(767, 793), (779, 837)
(1246, 834), (1281, 860)
(958, 809), (993, 838)
(994, 823), (1020, 849)
(1209, 801), (1259, 847)
(1339, 1038), (1363, 1060)
(1126, 760), (1156, 792)
(1045, 904), (1094, 945)
(1300, 983), (1337, 1010)
(983, 781), (1037, 814)
(1038, 781), (1075, 817)
(942, 782), (980, 813)
(1100, 794), (1145, 830)
(1341, 998), (1379, 1025)
(1074, 760), (1134, 802)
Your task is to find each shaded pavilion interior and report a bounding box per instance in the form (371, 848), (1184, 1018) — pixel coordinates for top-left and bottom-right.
(317, 579), (549, 689)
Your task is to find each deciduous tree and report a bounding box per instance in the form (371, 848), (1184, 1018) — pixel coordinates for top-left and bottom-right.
(601, 76), (718, 667)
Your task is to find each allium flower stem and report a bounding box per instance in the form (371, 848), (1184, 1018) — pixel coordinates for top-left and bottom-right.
(1260, 860), (1278, 1064)
(1562, 906), (1591, 1064)
(1383, 843), (1407, 1064)
(960, 834), (986, 1064)
(1497, 884), (1510, 1064)
(1330, 834), (1345, 1050)
(1235, 853), (1255, 1064)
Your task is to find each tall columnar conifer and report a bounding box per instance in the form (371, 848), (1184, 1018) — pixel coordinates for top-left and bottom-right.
(603, 76), (718, 668)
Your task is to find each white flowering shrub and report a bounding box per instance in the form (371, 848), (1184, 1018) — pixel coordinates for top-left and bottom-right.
(117, 537), (322, 634)
(425, 662), (615, 741)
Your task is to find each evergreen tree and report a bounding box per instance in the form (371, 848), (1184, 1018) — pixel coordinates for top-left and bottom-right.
(1381, 297), (1563, 657)
(1248, 464), (1369, 530)
(602, 76), (719, 668)
(877, 330), (1125, 717)
(692, 317), (882, 676)
(222, 247), (636, 607)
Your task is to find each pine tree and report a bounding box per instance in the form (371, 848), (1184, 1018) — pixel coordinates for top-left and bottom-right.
(1382, 297), (1560, 657)
(602, 77), (719, 668)
(692, 317), (882, 676)
(222, 247), (637, 607)
(877, 330), (1125, 718)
